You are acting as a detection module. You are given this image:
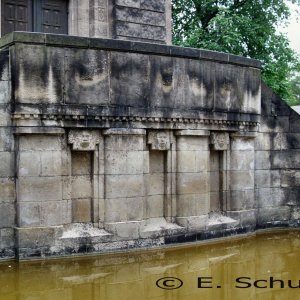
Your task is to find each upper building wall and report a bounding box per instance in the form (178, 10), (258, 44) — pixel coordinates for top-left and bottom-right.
(0, 0), (172, 44)
(0, 32), (261, 130)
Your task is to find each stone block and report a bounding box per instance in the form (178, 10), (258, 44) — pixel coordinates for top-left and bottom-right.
(71, 176), (92, 199)
(71, 151), (92, 175)
(105, 221), (141, 239)
(230, 151), (254, 170)
(19, 135), (63, 151)
(257, 206), (290, 224)
(0, 80), (11, 103)
(141, 0), (165, 12)
(17, 177), (63, 202)
(229, 190), (255, 210)
(72, 198), (91, 223)
(271, 151), (300, 169)
(106, 196), (143, 222)
(226, 209), (257, 226)
(105, 150), (144, 174)
(65, 49), (109, 105)
(176, 136), (209, 151)
(290, 207), (300, 220)
(255, 151), (271, 170)
(115, 7), (165, 26)
(18, 151), (41, 177)
(230, 170), (254, 190)
(0, 178), (15, 203)
(285, 133), (300, 149)
(210, 171), (220, 192)
(110, 52), (150, 107)
(256, 188), (285, 208)
(282, 187), (300, 206)
(126, 197), (144, 221)
(104, 134), (145, 151)
(210, 191), (221, 211)
(231, 138), (254, 151)
(176, 215), (207, 230)
(0, 106), (11, 126)
(147, 173), (164, 195)
(40, 151), (63, 176)
(16, 227), (56, 248)
(177, 150), (209, 173)
(0, 127), (14, 151)
(0, 203), (15, 227)
(18, 202), (41, 227)
(0, 151), (14, 177)
(177, 193), (209, 217)
(40, 201), (65, 226)
(106, 174), (144, 198)
(255, 133), (271, 150)
(255, 170), (281, 188)
(14, 44), (64, 104)
(115, 0), (140, 8)
(115, 22), (166, 42)
(105, 198), (128, 222)
(177, 172), (209, 195)
(146, 195), (164, 218)
(0, 49), (10, 81)
(259, 116), (290, 133)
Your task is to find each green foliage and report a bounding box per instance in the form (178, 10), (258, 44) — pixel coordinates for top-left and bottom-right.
(172, 0), (300, 105)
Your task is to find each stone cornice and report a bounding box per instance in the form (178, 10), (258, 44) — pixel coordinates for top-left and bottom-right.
(0, 32), (261, 69)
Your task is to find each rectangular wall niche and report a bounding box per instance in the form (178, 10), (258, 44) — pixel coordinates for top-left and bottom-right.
(147, 151), (167, 219)
(71, 151), (93, 223)
(210, 150), (223, 212)
(209, 132), (230, 213)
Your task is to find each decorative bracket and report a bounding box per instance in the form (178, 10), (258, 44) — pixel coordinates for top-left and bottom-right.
(68, 130), (100, 151)
(210, 132), (230, 150)
(148, 130), (172, 151)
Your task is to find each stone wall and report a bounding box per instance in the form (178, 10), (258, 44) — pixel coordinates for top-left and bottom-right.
(256, 83), (300, 227)
(0, 48), (14, 258)
(0, 32), (299, 260)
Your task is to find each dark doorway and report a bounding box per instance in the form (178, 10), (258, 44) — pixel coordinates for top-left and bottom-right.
(1, 0), (68, 36)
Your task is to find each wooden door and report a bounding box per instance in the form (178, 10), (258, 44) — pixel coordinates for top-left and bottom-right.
(1, 0), (32, 35)
(34, 0), (68, 34)
(1, 0), (68, 35)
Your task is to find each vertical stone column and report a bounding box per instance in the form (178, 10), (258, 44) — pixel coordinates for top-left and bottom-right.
(103, 128), (146, 239)
(227, 132), (257, 227)
(15, 127), (67, 258)
(175, 130), (210, 230)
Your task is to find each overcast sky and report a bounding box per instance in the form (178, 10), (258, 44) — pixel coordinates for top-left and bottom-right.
(279, 3), (300, 55)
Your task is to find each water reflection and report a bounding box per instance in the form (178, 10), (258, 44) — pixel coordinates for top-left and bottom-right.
(1, 230), (300, 300)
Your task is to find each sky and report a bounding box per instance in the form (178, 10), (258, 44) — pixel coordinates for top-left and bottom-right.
(279, 3), (300, 55)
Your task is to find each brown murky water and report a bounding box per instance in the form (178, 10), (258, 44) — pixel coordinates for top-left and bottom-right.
(1, 230), (300, 300)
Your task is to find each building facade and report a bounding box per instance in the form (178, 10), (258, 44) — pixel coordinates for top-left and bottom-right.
(0, 0), (299, 260)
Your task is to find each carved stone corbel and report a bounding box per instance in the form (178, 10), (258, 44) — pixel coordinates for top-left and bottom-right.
(148, 130), (172, 151)
(210, 132), (230, 150)
(68, 130), (100, 151)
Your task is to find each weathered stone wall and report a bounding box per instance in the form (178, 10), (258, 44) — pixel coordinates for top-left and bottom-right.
(0, 32), (299, 260)
(113, 0), (172, 44)
(0, 48), (14, 259)
(256, 83), (300, 227)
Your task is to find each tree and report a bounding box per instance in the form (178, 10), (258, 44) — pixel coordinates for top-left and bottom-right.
(172, 0), (300, 105)
(290, 74), (300, 105)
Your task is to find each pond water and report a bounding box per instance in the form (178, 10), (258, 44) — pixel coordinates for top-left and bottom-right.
(0, 230), (300, 300)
